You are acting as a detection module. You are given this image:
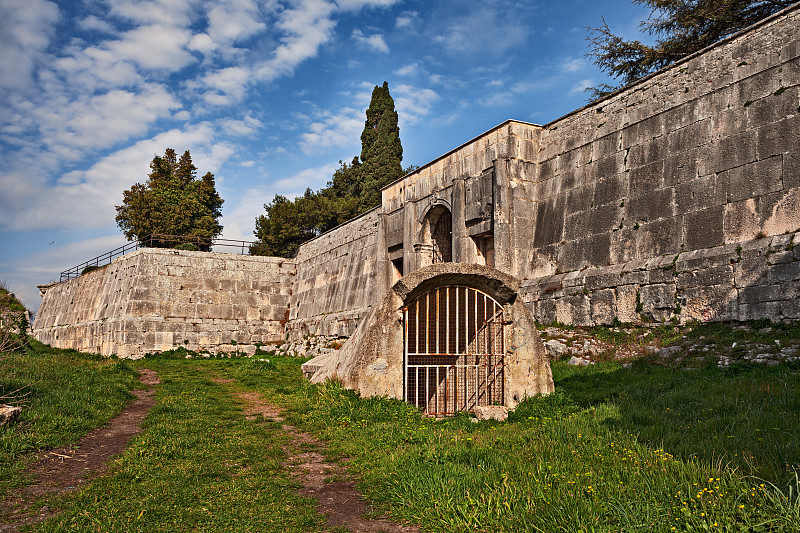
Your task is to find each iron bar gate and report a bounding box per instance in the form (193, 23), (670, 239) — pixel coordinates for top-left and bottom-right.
(403, 285), (506, 416)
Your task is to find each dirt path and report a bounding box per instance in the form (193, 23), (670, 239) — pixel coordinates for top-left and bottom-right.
(235, 388), (419, 533)
(0, 368), (160, 532)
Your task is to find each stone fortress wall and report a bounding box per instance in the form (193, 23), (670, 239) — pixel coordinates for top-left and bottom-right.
(513, 4), (800, 324)
(33, 248), (293, 358)
(32, 4), (800, 357)
(285, 208), (380, 340)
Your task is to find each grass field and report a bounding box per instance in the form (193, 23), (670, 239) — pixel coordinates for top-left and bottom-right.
(2, 340), (799, 531)
(235, 356), (800, 532)
(0, 341), (140, 498)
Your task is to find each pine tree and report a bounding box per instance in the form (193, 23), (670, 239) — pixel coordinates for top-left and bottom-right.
(115, 149), (223, 250)
(587, 0), (793, 99)
(250, 190), (324, 258)
(357, 81), (403, 211)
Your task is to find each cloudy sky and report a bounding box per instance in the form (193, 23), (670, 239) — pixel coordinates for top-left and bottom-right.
(0, 0), (650, 310)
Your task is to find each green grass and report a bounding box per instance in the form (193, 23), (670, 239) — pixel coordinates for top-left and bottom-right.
(0, 340), (140, 498)
(29, 358), (324, 532)
(233, 356), (800, 532)
(4, 344), (800, 531)
(552, 360), (800, 487)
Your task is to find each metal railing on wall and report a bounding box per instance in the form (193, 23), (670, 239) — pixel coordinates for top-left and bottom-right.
(59, 234), (256, 282)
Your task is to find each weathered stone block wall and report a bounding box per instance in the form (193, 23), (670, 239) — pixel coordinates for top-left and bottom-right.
(515, 5), (800, 324)
(32, 248), (294, 358)
(286, 208), (381, 339)
(382, 121), (540, 213)
(521, 231), (800, 325)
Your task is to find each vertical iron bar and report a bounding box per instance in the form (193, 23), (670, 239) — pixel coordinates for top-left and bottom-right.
(455, 286), (459, 356)
(446, 286), (450, 354)
(425, 291), (430, 354)
(415, 296), (419, 358)
(435, 288), (439, 355)
(404, 307), (408, 402)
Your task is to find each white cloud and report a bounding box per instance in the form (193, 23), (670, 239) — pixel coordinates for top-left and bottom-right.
(395, 10), (419, 30)
(433, 6), (527, 58)
(54, 46), (143, 90)
(206, 0), (268, 44)
(0, 123), (234, 233)
(299, 106), (364, 155)
(198, 66), (252, 105)
(561, 57), (585, 73)
(106, 24), (195, 71)
(78, 15), (116, 34)
(272, 162), (339, 195)
(106, 0), (196, 27)
(337, 0), (401, 10)
(0, 0), (60, 92)
(351, 29), (389, 53)
(35, 84), (181, 158)
(569, 78), (594, 95)
(220, 114), (263, 137)
(395, 62), (420, 77)
(254, 0), (337, 82)
(188, 32), (217, 53)
(393, 84), (440, 125)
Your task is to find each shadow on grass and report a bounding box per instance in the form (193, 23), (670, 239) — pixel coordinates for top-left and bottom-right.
(551, 359), (800, 487)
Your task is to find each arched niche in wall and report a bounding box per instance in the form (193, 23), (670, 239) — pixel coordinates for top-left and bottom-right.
(417, 202), (452, 266)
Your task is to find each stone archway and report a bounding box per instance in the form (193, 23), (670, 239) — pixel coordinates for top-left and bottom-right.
(302, 263), (554, 412)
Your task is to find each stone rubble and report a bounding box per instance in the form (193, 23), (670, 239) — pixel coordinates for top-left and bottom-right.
(270, 335), (345, 359)
(0, 404), (22, 426)
(541, 323), (800, 368)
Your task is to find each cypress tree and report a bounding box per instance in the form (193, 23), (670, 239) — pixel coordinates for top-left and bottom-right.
(252, 82), (407, 257)
(357, 81), (403, 211)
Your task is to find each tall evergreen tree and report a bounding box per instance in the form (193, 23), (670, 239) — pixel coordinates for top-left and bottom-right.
(587, 0), (793, 98)
(116, 148), (224, 251)
(252, 82), (407, 257)
(357, 81), (403, 210)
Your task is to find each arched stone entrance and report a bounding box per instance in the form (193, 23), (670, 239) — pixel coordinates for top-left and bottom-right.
(302, 264), (554, 413)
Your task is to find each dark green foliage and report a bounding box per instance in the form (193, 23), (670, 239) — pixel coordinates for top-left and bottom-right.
(357, 81), (404, 211)
(115, 148), (224, 250)
(587, 0), (793, 98)
(0, 284), (26, 314)
(252, 82), (406, 257)
(251, 190), (330, 258)
(0, 284), (29, 352)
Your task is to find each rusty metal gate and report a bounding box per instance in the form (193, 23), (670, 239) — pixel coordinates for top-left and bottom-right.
(403, 285), (506, 416)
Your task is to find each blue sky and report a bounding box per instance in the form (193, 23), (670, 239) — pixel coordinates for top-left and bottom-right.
(0, 0), (651, 310)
